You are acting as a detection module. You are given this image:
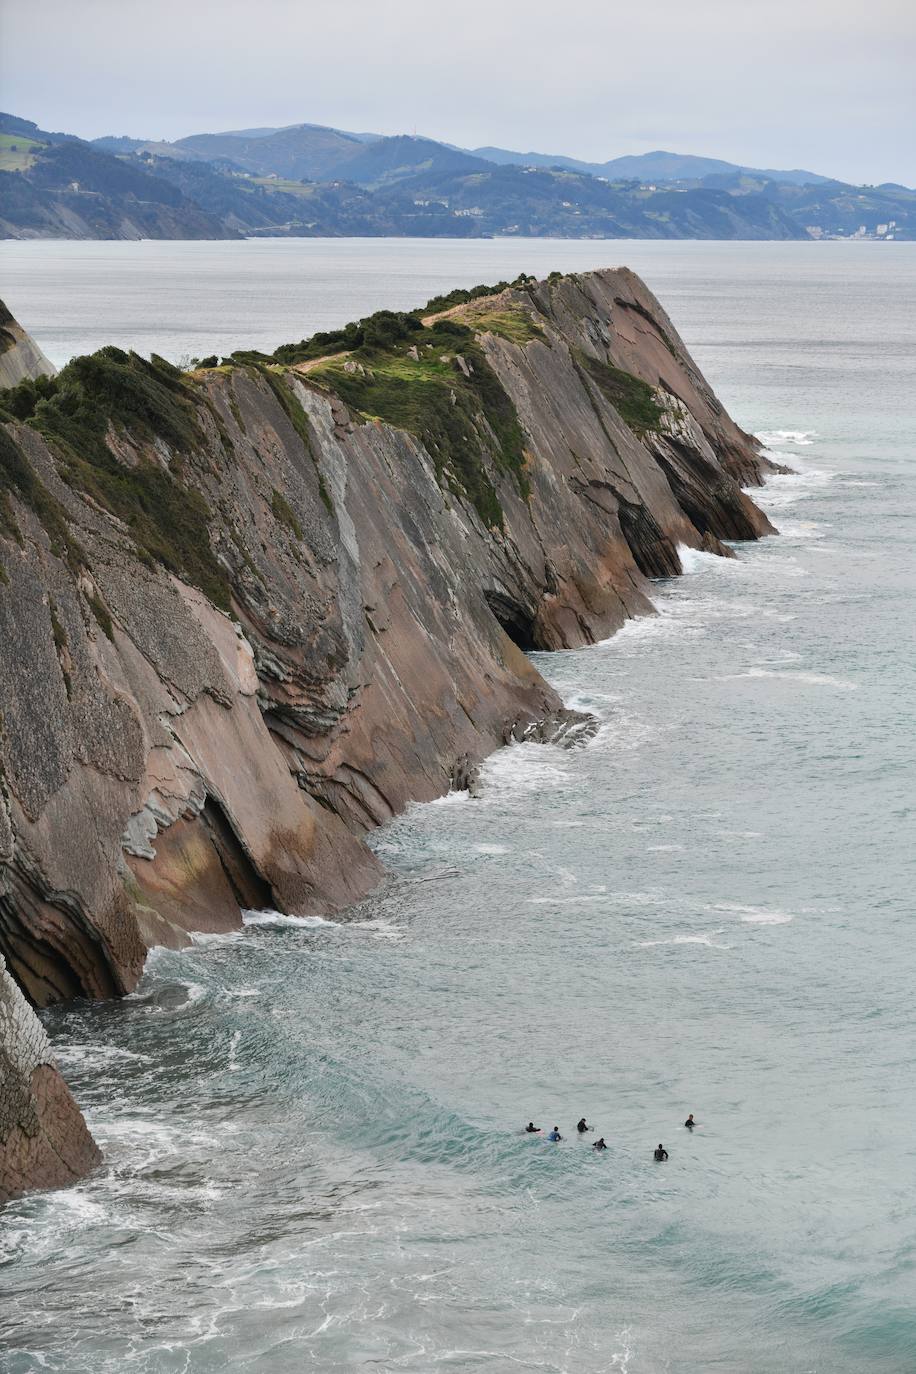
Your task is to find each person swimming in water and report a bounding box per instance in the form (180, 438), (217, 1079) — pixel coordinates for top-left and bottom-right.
(654, 1144), (669, 1161)
(684, 1114), (696, 1129)
(548, 1126), (563, 1142)
(525, 1122), (542, 1133)
(576, 1118), (592, 1134)
(593, 1137), (607, 1151)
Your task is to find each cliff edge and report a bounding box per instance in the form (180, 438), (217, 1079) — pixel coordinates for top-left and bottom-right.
(0, 268), (776, 1198)
(0, 302), (56, 391)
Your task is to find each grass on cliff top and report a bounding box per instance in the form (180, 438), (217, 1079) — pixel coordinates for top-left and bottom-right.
(0, 348), (231, 608)
(270, 275), (540, 368)
(302, 313), (529, 528)
(466, 309), (546, 346)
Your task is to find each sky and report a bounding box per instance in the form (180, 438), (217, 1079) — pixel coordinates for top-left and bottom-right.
(1, 0), (914, 185)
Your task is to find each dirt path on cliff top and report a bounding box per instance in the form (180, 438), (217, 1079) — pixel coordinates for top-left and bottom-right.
(289, 303), (495, 375)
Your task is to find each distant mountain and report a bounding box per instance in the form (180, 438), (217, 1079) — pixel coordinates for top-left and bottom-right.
(376, 163), (808, 240)
(170, 123), (370, 181)
(319, 136), (491, 189)
(166, 128), (489, 189)
(473, 146), (831, 187)
(2, 112), (913, 242)
(755, 177), (916, 237)
(0, 118), (236, 240)
(87, 119), (840, 193)
(0, 112), (77, 148)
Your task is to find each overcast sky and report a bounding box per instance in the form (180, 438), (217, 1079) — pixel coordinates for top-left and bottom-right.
(2, 0), (914, 184)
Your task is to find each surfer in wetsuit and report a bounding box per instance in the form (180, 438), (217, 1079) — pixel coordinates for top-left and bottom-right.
(654, 1144), (669, 1161)
(593, 1137), (607, 1151)
(576, 1117), (591, 1134)
(548, 1126), (563, 1142)
(684, 1114), (696, 1129)
(525, 1122), (541, 1133)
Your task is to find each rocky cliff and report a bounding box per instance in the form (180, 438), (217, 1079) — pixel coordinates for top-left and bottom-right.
(0, 301), (56, 390)
(0, 952), (101, 1202)
(0, 268), (777, 1199)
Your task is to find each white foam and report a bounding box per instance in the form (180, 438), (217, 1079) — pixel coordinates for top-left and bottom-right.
(677, 544), (743, 576)
(636, 933), (732, 949)
(349, 918), (404, 940)
(242, 909), (338, 929)
(719, 667), (856, 690)
(427, 789), (471, 806)
(528, 894), (609, 905)
(474, 843), (509, 855)
(189, 928), (246, 947)
(756, 429), (816, 446)
(610, 1328), (635, 1371)
(241, 908), (403, 939)
(741, 911), (794, 925)
(714, 903), (794, 925)
(776, 519), (827, 539)
(478, 741), (570, 795)
(646, 844), (685, 852)
(53, 1043), (151, 1069)
(595, 608), (693, 648)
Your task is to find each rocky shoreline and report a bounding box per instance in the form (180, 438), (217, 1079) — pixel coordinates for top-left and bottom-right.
(0, 268), (777, 1199)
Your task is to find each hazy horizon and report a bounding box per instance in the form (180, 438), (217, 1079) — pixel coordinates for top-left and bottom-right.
(1, 0), (914, 186)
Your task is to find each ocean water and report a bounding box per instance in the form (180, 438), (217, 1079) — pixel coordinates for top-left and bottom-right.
(1, 241), (916, 1373)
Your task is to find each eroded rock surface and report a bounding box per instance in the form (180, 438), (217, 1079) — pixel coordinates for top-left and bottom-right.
(0, 302), (56, 391)
(0, 268), (777, 1005)
(0, 953), (101, 1202)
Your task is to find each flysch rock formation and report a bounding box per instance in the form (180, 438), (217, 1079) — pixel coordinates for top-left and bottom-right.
(0, 952), (101, 1202)
(1, 309), (99, 1202)
(0, 270), (778, 1199)
(0, 301), (56, 390)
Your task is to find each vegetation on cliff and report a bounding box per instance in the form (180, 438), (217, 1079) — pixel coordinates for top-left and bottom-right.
(284, 308), (530, 528)
(0, 273), (664, 596)
(0, 349), (230, 607)
(578, 352), (663, 437)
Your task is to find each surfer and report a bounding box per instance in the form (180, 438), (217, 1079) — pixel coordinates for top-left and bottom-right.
(684, 1114), (696, 1129)
(593, 1137), (607, 1151)
(525, 1122), (541, 1133)
(654, 1144), (669, 1161)
(576, 1117), (592, 1134)
(548, 1126), (563, 1142)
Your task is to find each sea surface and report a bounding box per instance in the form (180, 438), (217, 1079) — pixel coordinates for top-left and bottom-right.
(1, 240), (915, 1373)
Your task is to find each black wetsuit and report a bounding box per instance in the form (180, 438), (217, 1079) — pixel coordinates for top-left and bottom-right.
(577, 1120), (590, 1134)
(593, 1139), (607, 1151)
(525, 1124), (540, 1133)
(654, 1147), (669, 1161)
(684, 1118), (695, 1129)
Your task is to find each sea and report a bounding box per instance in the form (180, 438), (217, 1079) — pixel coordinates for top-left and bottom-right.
(1, 239), (915, 1373)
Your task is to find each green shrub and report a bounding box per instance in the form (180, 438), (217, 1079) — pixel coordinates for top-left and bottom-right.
(310, 318), (528, 527)
(5, 349), (230, 608)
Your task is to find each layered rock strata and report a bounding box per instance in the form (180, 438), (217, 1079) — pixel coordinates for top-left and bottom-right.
(0, 301), (55, 391)
(0, 269), (776, 1196)
(0, 952), (101, 1202)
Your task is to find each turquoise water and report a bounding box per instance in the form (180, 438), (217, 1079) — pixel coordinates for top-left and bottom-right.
(1, 242), (915, 1372)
